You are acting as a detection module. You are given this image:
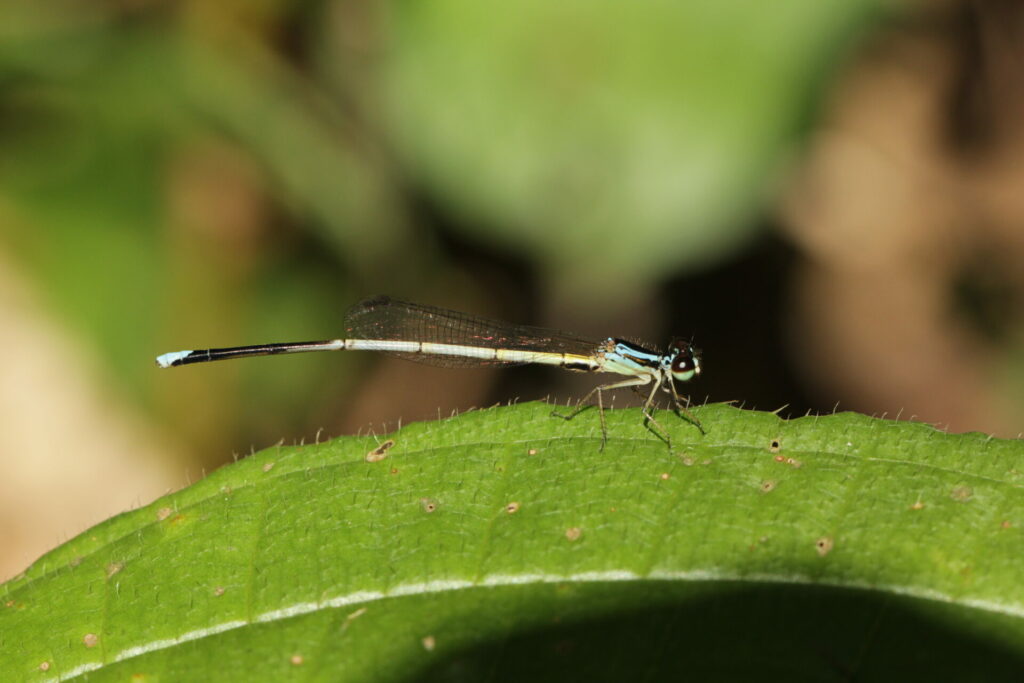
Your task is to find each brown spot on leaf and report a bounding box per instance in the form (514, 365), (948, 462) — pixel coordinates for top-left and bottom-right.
(365, 439), (395, 462)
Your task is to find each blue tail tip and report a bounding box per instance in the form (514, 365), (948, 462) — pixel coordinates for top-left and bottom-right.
(155, 350), (193, 368)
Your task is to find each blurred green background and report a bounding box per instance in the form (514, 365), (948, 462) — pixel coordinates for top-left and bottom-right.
(2, 0), (1022, 579)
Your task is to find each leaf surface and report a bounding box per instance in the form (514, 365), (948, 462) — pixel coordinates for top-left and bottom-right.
(3, 403), (1023, 680)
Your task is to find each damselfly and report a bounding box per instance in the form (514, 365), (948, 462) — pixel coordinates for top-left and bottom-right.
(156, 295), (704, 446)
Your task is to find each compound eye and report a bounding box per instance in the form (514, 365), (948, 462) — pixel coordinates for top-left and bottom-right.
(669, 343), (700, 381)
(671, 353), (695, 375)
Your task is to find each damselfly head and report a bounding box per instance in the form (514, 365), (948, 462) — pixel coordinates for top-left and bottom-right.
(667, 339), (701, 382)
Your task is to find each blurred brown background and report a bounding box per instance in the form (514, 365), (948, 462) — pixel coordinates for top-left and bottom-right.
(1, 0), (1022, 580)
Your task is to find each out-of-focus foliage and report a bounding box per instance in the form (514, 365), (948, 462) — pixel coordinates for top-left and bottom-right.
(375, 0), (882, 299)
(0, 0), (885, 459)
(780, 4), (1024, 438)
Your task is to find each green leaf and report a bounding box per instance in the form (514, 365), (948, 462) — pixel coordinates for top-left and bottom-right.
(3, 403), (1024, 680)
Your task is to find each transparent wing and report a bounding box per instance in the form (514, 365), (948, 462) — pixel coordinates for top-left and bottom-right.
(343, 296), (602, 367)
